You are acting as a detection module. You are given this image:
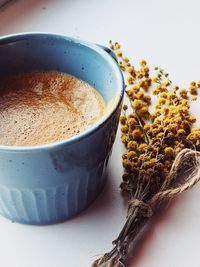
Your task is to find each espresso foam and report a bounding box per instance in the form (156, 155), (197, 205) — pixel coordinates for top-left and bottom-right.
(0, 71), (105, 146)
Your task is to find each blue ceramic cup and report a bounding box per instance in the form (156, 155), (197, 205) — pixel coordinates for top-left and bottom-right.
(0, 33), (124, 224)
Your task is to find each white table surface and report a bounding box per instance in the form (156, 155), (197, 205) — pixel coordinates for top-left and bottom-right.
(1, 1), (200, 267)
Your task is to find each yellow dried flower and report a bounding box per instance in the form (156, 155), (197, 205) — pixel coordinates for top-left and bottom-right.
(136, 72), (143, 79)
(127, 90), (135, 98)
(155, 104), (161, 110)
(192, 96), (197, 101)
(132, 129), (143, 140)
(179, 106), (189, 116)
(187, 133), (197, 141)
(192, 127), (200, 133)
(127, 114), (135, 119)
(138, 107), (149, 118)
(136, 91), (144, 100)
(127, 140), (138, 150)
(127, 66), (135, 74)
(164, 147), (174, 157)
(151, 111), (161, 120)
(116, 50), (122, 57)
(159, 85), (166, 93)
(120, 115), (126, 125)
(122, 159), (132, 169)
(156, 132), (164, 139)
(139, 79), (146, 88)
(132, 99), (146, 111)
(127, 151), (137, 159)
(178, 143), (185, 149)
(177, 129), (185, 136)
(152, 76), (159, 83)
(179, 89), (188, 99)
(151, 158), (158, 164)
(174, 86), (179, 91)
(120, 65), (126, 71)
(121, 134), (128, 144)
(158, 98), (166, 105)
(154, 118), (162, 125)
(190, 86), (198, 95)
(144, 124), (151, 131)
(113, 42), (121, 50)
(161, 107), (169, 116)
(138, 143), (148, 153)
(143, 158), (157, 168)
(122, 153), (127, 159)
(152, 88), (160, 95)
(123, 57), (129, 63)
(142, 66), (149, 74)
(167, 92), (177, 100)
(143, 95), (151, 105)
(188, 116), (196, 123)
(160, 92), (168, 99)
(151, 128), (160, 137)
(163, 81), (170, 87)
(190, 81), (196, 87)
(139, 154), (145, 161)
(140, 60), (147, 66)
(146, 78), (152, 86)
(127, 118), (137, 127)
(168, 124), (178, 134)
(129, 85), (140, 94)
(127, 76), (134, 84)
(143, 161), (151, 168)
(121, 125), (129, 133)
(117, 46), (200, 205)
(123, 104), (128, 110)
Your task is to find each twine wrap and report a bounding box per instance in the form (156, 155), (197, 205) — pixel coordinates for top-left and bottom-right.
(128, 199), (152, 218)
(91, 149), (200, 267)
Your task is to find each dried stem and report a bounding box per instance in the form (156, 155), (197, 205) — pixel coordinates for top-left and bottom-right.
(91, 149), (200, 267)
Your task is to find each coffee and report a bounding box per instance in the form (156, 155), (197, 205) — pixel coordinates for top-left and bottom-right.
(0, 71), (105, 146)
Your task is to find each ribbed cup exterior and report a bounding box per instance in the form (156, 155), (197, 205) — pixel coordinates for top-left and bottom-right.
(0, 160), (107, 224)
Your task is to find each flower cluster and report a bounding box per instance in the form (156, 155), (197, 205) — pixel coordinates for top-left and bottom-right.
(110, 41), (200, 196)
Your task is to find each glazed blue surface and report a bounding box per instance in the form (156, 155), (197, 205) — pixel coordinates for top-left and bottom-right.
(0, 33), (124, 224)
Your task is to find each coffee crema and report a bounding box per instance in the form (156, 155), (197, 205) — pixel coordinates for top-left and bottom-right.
(0, 71), (105, 146)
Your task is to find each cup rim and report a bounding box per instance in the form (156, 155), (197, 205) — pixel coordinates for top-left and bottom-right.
(0, 32), (124, 152)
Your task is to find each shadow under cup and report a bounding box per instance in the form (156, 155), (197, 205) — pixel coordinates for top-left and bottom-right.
(0, 33), (124, 225)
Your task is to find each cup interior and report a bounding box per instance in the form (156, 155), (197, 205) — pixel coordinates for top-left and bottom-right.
(0, 33), (123, 105)
(0, 33), (124, 149)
